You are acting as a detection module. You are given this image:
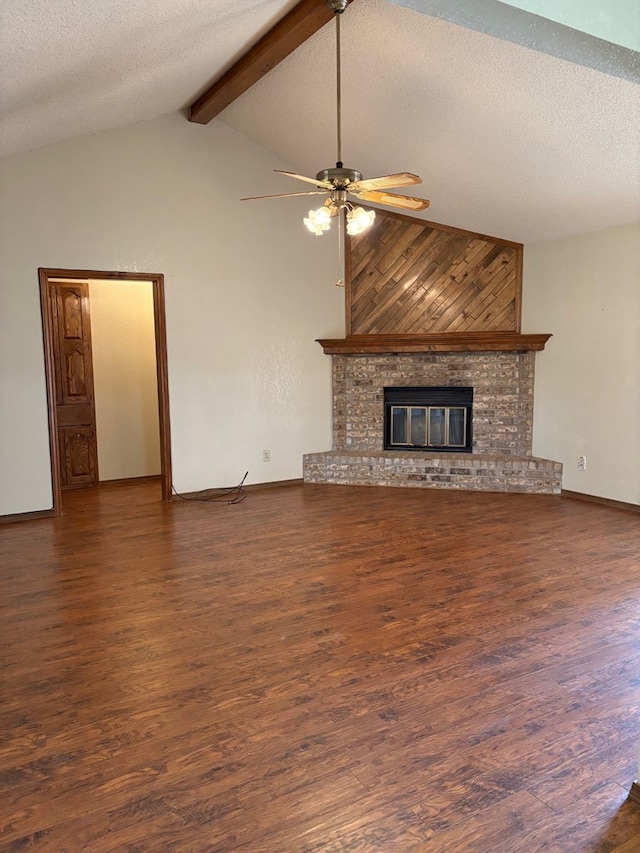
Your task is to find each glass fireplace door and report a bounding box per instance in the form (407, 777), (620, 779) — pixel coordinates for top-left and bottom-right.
(390, 406), (467, 449)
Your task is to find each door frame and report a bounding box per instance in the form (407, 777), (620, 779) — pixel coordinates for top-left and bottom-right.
(39, 268), (173, 514)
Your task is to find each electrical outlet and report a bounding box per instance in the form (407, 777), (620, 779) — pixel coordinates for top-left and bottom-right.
(577, 455), (587, 471)
(263, 449), (271, 463)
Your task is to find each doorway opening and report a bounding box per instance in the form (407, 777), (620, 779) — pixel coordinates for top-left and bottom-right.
(39, 268), (172, 515)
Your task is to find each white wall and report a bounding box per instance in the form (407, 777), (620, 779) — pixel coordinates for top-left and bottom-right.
(0, 113), (343, 515)
(522, 222), (640, 505)
(89, 279), (161, 481)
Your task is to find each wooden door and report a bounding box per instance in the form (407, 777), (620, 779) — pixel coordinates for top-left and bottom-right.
(50, 283), (98, 489)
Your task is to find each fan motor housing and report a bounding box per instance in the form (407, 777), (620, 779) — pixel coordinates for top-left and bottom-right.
(316, 167), (363, 187)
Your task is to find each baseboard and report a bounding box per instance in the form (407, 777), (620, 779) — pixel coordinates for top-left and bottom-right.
(0, 508), (56, 525)
(99, 475), (162, 487)
(561, 490), (640, 514)
(243, 478), (304, 492)
(173, 478), (303, 501)
(628, 781), (640, 805)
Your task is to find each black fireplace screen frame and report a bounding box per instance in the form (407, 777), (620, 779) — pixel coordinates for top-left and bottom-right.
(383, 386), (473, 452)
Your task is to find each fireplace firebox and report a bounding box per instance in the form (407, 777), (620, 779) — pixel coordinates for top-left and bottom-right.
(384, 386), (473, 452)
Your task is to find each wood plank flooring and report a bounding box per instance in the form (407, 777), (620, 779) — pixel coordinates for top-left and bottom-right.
(1, 480), (640, 852)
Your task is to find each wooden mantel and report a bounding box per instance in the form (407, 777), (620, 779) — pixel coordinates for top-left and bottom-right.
(316, 333), (552, 355)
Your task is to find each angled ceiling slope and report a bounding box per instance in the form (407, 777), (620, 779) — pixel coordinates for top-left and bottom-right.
(1, 0), (638, 243)
(187, 0), (640, 126)
(0, 0), (301, 158)
(215, 0), (640, 242)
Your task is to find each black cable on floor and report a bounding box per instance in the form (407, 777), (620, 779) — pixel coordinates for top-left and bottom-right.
(171, 471), (248, 505)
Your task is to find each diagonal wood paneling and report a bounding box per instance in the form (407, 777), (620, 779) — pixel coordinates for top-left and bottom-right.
(346, 209), (522, 335)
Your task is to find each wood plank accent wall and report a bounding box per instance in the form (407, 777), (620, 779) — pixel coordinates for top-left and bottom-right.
(346, 209), (523, 335)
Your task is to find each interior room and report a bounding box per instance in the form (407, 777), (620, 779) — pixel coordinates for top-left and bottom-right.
(1, 0), (639, 850)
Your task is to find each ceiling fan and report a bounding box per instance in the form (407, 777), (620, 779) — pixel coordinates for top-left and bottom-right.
(241, 0), (430, 238)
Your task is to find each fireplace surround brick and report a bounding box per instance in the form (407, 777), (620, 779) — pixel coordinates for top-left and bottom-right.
(334, 352), (535, 456)
(304, 351), (562, 494)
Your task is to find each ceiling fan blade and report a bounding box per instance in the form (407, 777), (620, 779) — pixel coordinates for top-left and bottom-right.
(274, 170), (333, 189)
(241, 190), (328, 201)
(350, 172), (423, 192)
(350, 189), (431, 211)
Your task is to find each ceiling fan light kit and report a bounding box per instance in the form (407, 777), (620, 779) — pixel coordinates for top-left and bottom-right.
(242, 0), (430, 246)
(304, 203), (375, 236)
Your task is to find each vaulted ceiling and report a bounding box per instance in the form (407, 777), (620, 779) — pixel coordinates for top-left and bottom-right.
(2, 0), (639, 242)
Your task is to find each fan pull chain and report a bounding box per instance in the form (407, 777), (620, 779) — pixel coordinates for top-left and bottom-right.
(336, 206), (345, 287)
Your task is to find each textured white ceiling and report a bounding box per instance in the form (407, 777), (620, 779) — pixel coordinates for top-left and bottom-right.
(393, 0), (640, 81)
(2, 0), (639, 242)
(0, 0), (299, 157)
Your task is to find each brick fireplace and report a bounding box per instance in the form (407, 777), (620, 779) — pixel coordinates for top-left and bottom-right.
(303, 336), (562, 494)
(303, 209), (562, 494)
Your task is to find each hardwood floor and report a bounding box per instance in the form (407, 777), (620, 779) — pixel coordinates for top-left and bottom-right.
(1, 480), (640, 852)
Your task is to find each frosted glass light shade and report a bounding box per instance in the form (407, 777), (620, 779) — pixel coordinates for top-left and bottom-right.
(304, 206), (332, 235)
(346, 207), (375, 236)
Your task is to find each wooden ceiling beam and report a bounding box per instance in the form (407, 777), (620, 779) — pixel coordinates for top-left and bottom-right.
(189, 0), (345, 125)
